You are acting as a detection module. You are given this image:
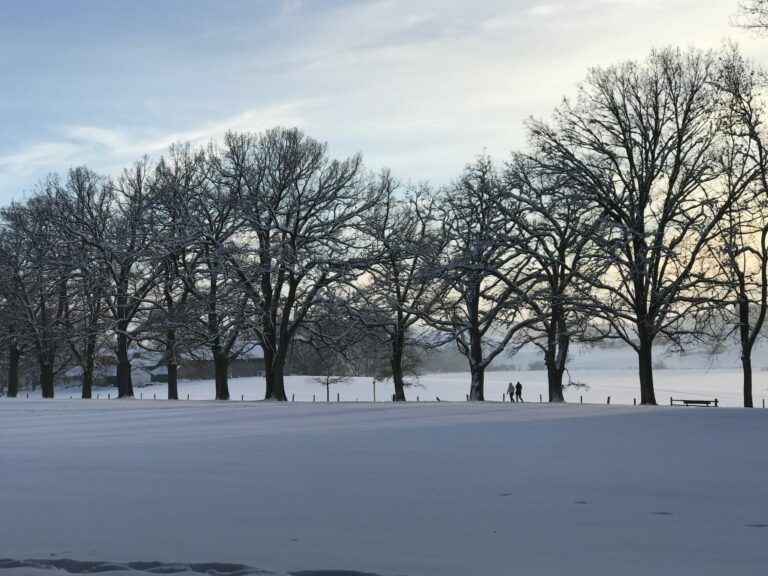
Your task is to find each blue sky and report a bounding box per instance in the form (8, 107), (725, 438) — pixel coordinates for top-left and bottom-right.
(0, 0), (765, 203)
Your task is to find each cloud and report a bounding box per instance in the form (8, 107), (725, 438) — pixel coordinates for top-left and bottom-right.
(0, 101), (309, 189)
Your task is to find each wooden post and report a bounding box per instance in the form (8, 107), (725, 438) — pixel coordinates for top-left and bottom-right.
(606, 396), (610, 405)
(337, 392), (340, 402)
(292, 394), (294, 402)
(241, 394), (244, 401)
(466, 394), (469, 401)
(140, 393), (142, 399)
(187, 394), (189, 400)
(313, 394), (315, 402)
(763, 399), (765, 408)
(633, 398), (636, 406)
(580, 395), (582, 404)
(373, 379), (376, 403)
(715, 399), (719, 407)
(417, 396), (419, 402)
(154, 394), (156, 400)
(670, 396), (673, 406)
(108, 393), (110, 399)
(539, 394), (542, 403)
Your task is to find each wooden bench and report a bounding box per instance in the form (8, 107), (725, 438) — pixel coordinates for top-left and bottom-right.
(670, 397), (718, 407)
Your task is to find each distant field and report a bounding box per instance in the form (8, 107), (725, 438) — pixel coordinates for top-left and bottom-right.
(27, 367), (768, 408)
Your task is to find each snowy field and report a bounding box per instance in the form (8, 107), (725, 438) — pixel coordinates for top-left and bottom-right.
(17, 342), (768, 407)
(25, 367), (768, 408)
(3, 345), (768, 575)
(1, 398), (767, 576)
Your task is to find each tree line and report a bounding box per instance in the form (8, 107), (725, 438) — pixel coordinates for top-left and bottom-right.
(1, 45), (767, 407)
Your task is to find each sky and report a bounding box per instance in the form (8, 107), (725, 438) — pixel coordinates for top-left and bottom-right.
(0, 0), (766, 203)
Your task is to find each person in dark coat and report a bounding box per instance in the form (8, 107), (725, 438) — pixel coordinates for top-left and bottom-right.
(507, 382), (516, 402)
(515, 381), (523, 403)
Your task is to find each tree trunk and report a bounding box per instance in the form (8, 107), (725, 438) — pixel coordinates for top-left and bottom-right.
(166, 331), (178, 400)
(546, 302), (568, 403)
(262, 331), (277, 399)
(469, 362), (485, 401)
(167, 363), (179, 400)
(391, 336), (406, 402)
(544, 343), (566, 403)
(271, 368), (287, 401)
(265, 349), (288, 401)
(116, 329), (134, 398)
(638, 337), (656, 405)
(742, 353), (753, 408)
(546, 360), (565, 402)
(468, 292), (484, 401)
(39, 359), (55, 399)
(213, 351), (229, 400)
(82, 333), (96, 399)
(7, 343), (19, 398)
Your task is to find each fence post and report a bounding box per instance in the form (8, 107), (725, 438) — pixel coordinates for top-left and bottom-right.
(140, 393), (142, 399)
(466, 394), (469, 401)
(417, 396), (419, 402)
(108, 393), (110, 399)
(633, 398), (636, 406)
(241, 394), (244, 401)
(763, 399), (765, 409)
(580, 395), (582, 404)
(337, 392), (340, 402)
(670, 396), (673, 406)
(154, 394), (156, 400)
(607, 396), (610, 405)
(313, 394), (315, 402)
(715, 399), (719, 407)
(292, 394), (294, 402)
(539, 394), (542, 403)
(187, 394), (189, 400)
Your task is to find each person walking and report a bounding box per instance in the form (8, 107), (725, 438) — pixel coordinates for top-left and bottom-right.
(515, 381), (523, 403)
(507, 382), (515, 403)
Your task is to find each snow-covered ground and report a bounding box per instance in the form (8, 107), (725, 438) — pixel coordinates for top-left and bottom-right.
(1, 399), (767, 576)
(3, 344), (767, 575)
(30, 367), (768, 408)
(19, 342), (768, 407)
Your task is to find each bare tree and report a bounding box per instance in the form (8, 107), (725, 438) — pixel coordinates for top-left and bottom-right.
(0, 191), (69, 398)
(171, 144), (252, 401)
(529, 48), (740, 404)
(706, 45), (768, 407)
(421, 156), (540, 401)
(504, 154), (601, 402)
(146, 146), (210, 400)
(52, 167), (112, 399)
(735, 1), (768, 32)
(349, 176), (442, 401)
(102, 160), (165, 398)
(219, 128), (380, 401)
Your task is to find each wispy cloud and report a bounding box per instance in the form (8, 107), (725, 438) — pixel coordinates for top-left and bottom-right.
(0, 101), (309, 184)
